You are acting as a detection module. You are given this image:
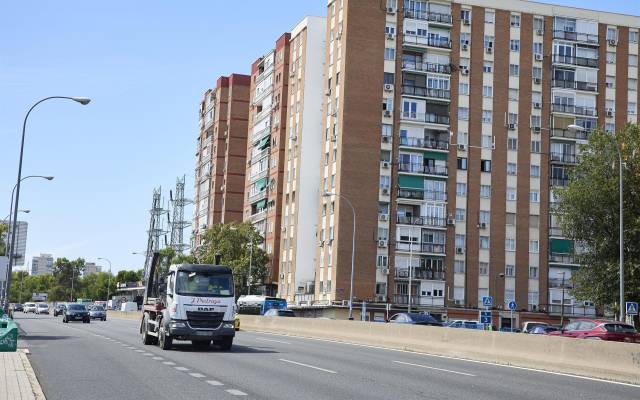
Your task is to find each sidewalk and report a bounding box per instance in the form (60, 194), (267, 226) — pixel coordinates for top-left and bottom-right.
(0, 350), (46, 400)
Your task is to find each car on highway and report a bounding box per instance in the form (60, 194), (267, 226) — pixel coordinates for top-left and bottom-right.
(499, 327), (522, 333)
(53, 304), (66, 317)
(62, 304), (90, 323)
(547, 319), (640, 343)
(529, 326), (559, 335)
(388, 312), (442, 326)
(36, 303), (50, 314)
(24, 303), (37, 313)
(263, 309), (296, 317)
(89, 305), (107, 321)
(444, 319), (478, 329)
(10, 303), (23, 312)
(522, 321), (550, 333)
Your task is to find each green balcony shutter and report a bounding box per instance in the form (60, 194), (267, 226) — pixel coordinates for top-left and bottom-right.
(424, 151), (448, 161)
(255, 178), (268, 190)
(258, 136), (270, 150)
(399, 175), (423, 189)
(255, 199), (267, 209)
(550, 239), (573, 253)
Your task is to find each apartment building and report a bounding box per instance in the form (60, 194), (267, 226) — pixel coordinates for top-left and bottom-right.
(315, 0), (638, 325)
(31, 253), (54, 276)
(192, 74), (251, 247)
(83, 262), (102, 275)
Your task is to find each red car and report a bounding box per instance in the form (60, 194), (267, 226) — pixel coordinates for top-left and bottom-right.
(548, 319), (640, 343)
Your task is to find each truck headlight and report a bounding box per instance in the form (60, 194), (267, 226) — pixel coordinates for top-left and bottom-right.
(170, 321), (186, 328)
(223, 323), (234, 329)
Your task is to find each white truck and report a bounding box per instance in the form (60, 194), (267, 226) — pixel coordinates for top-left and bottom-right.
(140, 253), (236, 351)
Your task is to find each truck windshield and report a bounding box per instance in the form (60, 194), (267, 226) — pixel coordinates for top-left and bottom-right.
(175, 271), (233, 297)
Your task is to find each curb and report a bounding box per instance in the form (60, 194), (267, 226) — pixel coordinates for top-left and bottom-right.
(19, 350), (46, 400)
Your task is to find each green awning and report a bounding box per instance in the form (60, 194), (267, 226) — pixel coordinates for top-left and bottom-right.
(399, 175), (423, 189)
(255, 199), (267, 209)
(424, 151), (448, 161)
(550, 239), (573, 253)
(255, 178), (268, 190)
(257, 136), (270, 150)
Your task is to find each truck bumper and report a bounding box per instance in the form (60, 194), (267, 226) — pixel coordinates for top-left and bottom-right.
(168, 320), (235, 340)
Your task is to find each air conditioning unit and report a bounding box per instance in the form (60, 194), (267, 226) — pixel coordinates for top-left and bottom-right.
(479, 222), (487, 229)
(535, 29), (544, 36)
(447, 217), (456, 225)
(533, 102), (541, 109)
(386, 33), (395, 40)
(457, 144), (467, 151)
(533, 126), (541, 133)
(379, 214), (389, 222)
(508, 123), (517, 130)
(382, 135), (390, 143)
(384, 84), (394, 92)
(460, 67), (469, 75)
(583, 300), (594, 307)
(455, 247), (464, 254)
(387, 7), (395, 14)
(378, 240), (388, 248)
(533, 77), (541, 84)
(383, 110), (392, 118)
(382, 268), (390, 275)
(535, 53), (543, 61)
(605, 82), (614, 88)
(462, 19), (470, 26)
(608, 39), (617, 46)
(462, 44), (469, 51)
(606, 109), (614, 117)
(381, 161), (390, 169)
(485, 47), (493, 54)
(381, 187), (389, 195)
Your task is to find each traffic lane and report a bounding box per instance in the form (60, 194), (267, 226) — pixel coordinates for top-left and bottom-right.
(15, 314), (252, 400)
(235, 329), (640, 400)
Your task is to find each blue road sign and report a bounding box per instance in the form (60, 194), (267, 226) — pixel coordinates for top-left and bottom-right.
(482, 296), (493, 308)
(480, 311), (492, 324)
(626, 302), (639, 316)
(508, 301), (517, 311)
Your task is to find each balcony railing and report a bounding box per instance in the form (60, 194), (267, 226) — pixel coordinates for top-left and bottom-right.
(548, 278), (575, 289)
(552, 79), (598, 92)
(396, 241), (446, 254)
(250, 169), (269, 182)
(398, 163), (448, 176)
(402, 85), (451, 100)
(403, 34), (452, 49)
(395, 268), (446, 281)
(552, 54), (599, 68)
(402, 61), (452, 74)
(551, 128), (589, 140)
(397, 188), (447, 202)
(550, 177), (569, 187)
(247, 190), (267, 204)
(399, 136), (449, 151)
(397, 215), (447, 228)
(249, 209), (267, 222)
(400, 111), (450, 125)
(552, 30), (599, 45)
(549, 252), (579, 265)
(550, 152), (577, 164)
(404, 10), (453, 25)
(546, 303), (596, 317)
(549, 227), (565, 237)
(393, 294), (445, 307)
(251, 147), (270, 162)
(551, 103), (597, 117)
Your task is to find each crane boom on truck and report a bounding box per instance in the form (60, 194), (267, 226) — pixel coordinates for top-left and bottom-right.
(139, 252), (236, 350)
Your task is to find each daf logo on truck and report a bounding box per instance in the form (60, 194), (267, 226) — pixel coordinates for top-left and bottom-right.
(139, 252), (236, 351)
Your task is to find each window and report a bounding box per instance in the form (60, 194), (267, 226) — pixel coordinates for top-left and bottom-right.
(629, 55), (638, 67)
(529, 266), (539, 278)
(479, 262), (489, 275)
(385, 25), (396, 35)
(534, 17), (544, 31)
(531, 165), (540, 177)
(507, 163), (517, 175)
(505, 238), (516, 251)
(606, 27), (617, 41)
(529, 240), (539, 253)
(460, 32), (470, 46)
(481, 160), (491, 172)
(458, 157), (468, 170)
(506, 213), (516, 225)
(479, 210), (490, 224)
(606, 75), (615, 88)
(506, 188), (517, 201)
(531, 115), (541, 128)
(383, 72), (395, 84)
(460, 9), (471, 22)
(485, 11), (495, 24)
(505, 264), (515, 277)
(483, 85), (493, 97)
(529, 215), (539, 228)
(533, 43), (543, 56)
(630, 103), (637, 115)
(630, 30), (639, 44)
(480, 185), (491, 198)
(382, 124), (392, 137)
(458, 107), (469, 120)
(384, 47), (395, 60)
(376, 255), (388, 268)
(457, 182), (467, 196)
(380, 175), (390, 190)
(530, 190), (540, 202)
(482, 110), (492, 123)
(509, 64), (520, 76)
(455, 208), (466, 221)
(454, 260), (465, 273)
(606, 52), (616, 64)
(508, 112), (518, 124)
(458, 132), (468, 145)
(605, 123), (615, 133)
(531, 140), (541, 153)
(483, 61), (493, 73)
(510, 40), (520, 52)
(455, 234), (466, 248)
(480, 236), (490, 249)
(459, 82), (469, 95)
(482, 134), (493, 148)
(484, 36), (494, 50)
(532, 67), (542, 80)
(510, 14), (520, 27)
(382, 98), (393, 111)
(508, 88), (519, 101)
(630, 79), (638, 91)
(507, 138), (518, 150)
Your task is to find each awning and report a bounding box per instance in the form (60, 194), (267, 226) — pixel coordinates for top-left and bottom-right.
(255, 178), (268, 191)
(550, 239), (574, 254)
(255, 199), (267, 209)
(399, 175), (423, 189)
(257, 136), (270, 150)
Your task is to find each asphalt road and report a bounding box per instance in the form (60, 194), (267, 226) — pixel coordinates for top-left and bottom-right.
(14, 313), (640, 400)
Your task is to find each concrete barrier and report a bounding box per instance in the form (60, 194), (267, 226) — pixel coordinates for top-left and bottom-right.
(240, 315), (640, 384)
(107, 310), (142, 321)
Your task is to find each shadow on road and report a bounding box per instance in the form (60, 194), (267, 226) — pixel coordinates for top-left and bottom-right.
(22, 335), (72, 341)
(167, 343), (278, 354)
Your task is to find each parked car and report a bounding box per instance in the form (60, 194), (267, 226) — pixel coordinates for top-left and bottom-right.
(24, 303), (37, 313)
(54, 304), (66, 317)
(547, 319), (640, 343)
(36, 303), (50, 314)
(388, 312), (442, 326)
(444, 320), (478, 329)
(529, 326), (559, 335)
(522, 321), (550, 333)
(499, 327), (522, 333)
(263, 309), (296, 317)
(10, 303), (23, 312)
(89, 305), (107, 321)
(62, 304), (90, 323)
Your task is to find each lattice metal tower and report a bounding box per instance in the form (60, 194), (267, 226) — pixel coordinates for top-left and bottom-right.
(143, 187), (168, 279)
(168, 176), (192, 254)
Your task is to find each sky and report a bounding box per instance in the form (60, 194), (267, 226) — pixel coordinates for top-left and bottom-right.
(0, 1), (638, 274)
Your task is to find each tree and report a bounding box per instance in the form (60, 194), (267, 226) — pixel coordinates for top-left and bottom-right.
(195, 222), (269, 297)
(555, 124), (640, 311)
(0, 222), (7, 256)
(79, 272), (116, 302)
(51, 258), (85, 302)
(115, 269), (142, 284)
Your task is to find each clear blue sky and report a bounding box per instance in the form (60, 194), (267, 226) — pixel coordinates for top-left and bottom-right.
(0, 1), (637, 274)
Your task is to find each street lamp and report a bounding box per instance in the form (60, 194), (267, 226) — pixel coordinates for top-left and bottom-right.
(5, 96), (90, 312)
(323, 192), (356, 320)
(97, 257), (113, 308)
(1, 209), (29, 308)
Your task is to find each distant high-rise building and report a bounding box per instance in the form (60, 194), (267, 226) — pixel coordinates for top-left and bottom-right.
(31, 253), (54, 276)
(83, 262), (102, 275)
(2, 220), (28, 266)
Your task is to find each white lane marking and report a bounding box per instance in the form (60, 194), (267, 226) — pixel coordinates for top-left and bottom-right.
(255, 338), (291, 345)
(189, 372), (206, 378)
(174, 366), (190, 371)
(252, 331), (640, 388)
(134, 349), (144, 353)
(206, 380), (224, 386)
(225, 389), (247, 396)
(278, 358), (336, 374)
(152, 357), (164, 361)
(143, 353), (153, 356)
(393, 360), (476, 377)
(163, 361), (176, 366)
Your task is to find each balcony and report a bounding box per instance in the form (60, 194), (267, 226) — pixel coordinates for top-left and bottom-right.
(250, 147), (270, 163)
(396, 268), (446, 281)
(402, 61), (452, 75)
(552, 54), (599, 68)
(252, 124), (271, 140)
(551, 103), (597, 117)
(550, 128), (590, 140)
(553, 30), (599, 45)
(550, 152), (577, 164)
(397, 188), (447, 202)
(399, 136), (449, 151)
(393, 294), (445, 307)
(398, 163), (448, 177)
(548, 278), (575, 289)
(396, 241), (446, 254)
(253, 105), (273, 125)
(404, 10), (452, 25)
(549, 252), (579, 265)
(552, 79), (598, 92)
(549, 227), (565, 237)
(402, 85), (451, 101)
(397, 215), (447, 228)
(550, 177), (569, 187)
(403, 34), (452, 50)
(400, 111), (450, 125)
(250, 169), (269, 182)
(247, 190), (267, 204)
(249, 209), (267, 223)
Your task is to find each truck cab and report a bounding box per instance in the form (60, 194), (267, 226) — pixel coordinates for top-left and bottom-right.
(141, 263), (236, 351)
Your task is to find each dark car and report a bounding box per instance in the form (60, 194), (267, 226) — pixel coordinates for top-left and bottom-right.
(530, 326), (559, 335)
(263, 309), (295, 317)
(388, 312), (442, 326)
(499, 327), (522, 333)
(11, 303), (24, 312)
(89, 305), (107, 321)
(547, 319), (640, 343)
(54, 304), (66, 317)
(63, 304), (90, 323)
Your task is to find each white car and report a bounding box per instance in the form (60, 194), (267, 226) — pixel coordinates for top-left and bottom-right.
(36, 303), (50, 314)
(24, 302), (37, 313)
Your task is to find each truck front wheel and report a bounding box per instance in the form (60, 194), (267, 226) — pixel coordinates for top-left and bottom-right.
(141, 314), (157, 345)
(218, 336), (233, 351)
(158, 327), (172, 350)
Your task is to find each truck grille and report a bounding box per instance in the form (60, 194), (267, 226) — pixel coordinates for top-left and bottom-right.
(186, 311), (224, 329)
